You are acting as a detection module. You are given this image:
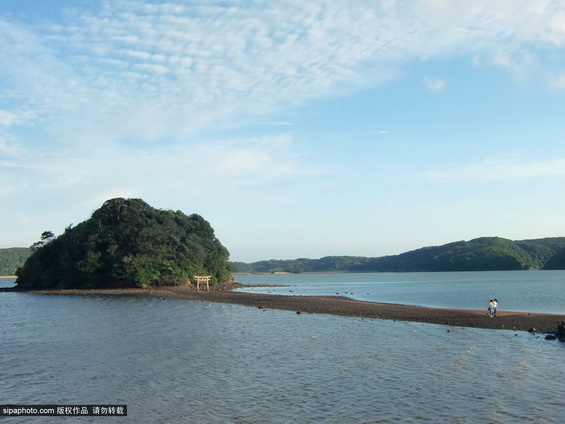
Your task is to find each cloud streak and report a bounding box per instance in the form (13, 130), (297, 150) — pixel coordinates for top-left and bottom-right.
(414, 157), (565, 182)
(423, 77), (447, 91)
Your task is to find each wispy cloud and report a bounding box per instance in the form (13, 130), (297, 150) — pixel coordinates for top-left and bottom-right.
(348, 130), (389, 136)
(413, 157), (565, 182)
(2, 132), (323, 207)
(260, 122), (295, 127)
(2, 0), (564, 146)
(422, 76), (446, 91)
(0, 111), (18, 126)
(550, 74), (565, 89)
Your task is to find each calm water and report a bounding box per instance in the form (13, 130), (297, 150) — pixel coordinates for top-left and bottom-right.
(1, 273), (565, 423)
(235, 270), (565, 314)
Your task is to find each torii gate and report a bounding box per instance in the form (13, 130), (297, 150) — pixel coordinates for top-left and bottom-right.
(194, 275), (212, 291)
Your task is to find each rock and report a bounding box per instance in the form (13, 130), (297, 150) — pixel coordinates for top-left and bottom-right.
(545, 335), (557, 340)
(528, 327), (537, 333)
(556, 322), (565, 341)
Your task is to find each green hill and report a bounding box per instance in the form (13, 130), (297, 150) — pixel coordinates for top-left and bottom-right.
(232, 236), (565, 273)
(0, 248), (32, 275)
(371, 237), (560, 272)
(543, 247), (565, 270)
(16, 198), (232, 290)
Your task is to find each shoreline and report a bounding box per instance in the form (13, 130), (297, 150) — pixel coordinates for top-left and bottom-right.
(4, 285), (565, 334)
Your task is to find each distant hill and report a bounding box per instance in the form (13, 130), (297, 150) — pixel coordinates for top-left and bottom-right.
(15, 198), (232, 289)
(0, 248), (32, 275)
(231, 237), (565, 273)
(543, 246), (565, 270)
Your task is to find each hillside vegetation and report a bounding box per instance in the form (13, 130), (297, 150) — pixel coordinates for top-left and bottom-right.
(232, 237), (565, 273)
(0, 248), (32, 275)
(543, 246), (565, 270)
(15, 198), (232, 289)
(6, 226), (565, 281)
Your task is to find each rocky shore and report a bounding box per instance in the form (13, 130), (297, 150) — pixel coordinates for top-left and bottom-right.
(4, 283), (564, 334)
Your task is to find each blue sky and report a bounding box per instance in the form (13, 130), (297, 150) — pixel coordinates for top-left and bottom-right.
(1, 0), (565, 262)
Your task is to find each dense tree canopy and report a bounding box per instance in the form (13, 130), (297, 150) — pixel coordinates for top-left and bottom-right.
(232, 237), (565, 273)
(543, 247), (565, 270)
(16, 198), (232, 289)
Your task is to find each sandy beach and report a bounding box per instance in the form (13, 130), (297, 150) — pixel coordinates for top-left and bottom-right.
(5, 284), (564, 334)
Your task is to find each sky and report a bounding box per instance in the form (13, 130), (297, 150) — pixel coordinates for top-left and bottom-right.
(1, 0), (565, 262)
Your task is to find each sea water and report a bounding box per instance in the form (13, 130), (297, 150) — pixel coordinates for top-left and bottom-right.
(235, 270), (565, 314)
(1, 273), (564, 423)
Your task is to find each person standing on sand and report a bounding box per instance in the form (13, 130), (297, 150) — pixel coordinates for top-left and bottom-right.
(488, 299), (494, 317)
(492, 299), (498, 317)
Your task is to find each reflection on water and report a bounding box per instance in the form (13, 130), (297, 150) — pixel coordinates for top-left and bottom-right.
(1, 290), (564, 423)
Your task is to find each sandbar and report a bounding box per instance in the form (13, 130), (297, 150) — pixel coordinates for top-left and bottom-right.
(5, 284), (564, 334)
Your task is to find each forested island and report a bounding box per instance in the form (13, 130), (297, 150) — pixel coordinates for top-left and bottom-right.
(14, 198), (232, 289)
(232, 237), (565, 273)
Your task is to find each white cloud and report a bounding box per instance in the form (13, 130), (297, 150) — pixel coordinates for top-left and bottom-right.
(422, 76), (446, 91)
(550, 74), (565, 89)
(131, 62), (170, 74)
(348, 130), (389, 136)
(478, 48), (539, 78)
(0, 110), (18, 126)
(260, 122), (294, 127)
(0, 137), (20, 156)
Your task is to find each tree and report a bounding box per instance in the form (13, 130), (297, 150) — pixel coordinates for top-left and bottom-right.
(30, 231), (55, 251)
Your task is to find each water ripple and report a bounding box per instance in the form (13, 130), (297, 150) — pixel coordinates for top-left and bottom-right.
(1, 293), (564, 423)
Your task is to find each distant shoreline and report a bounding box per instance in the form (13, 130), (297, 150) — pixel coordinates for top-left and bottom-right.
(4, 285), (564, 334)
(232, 271), (347, 275)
